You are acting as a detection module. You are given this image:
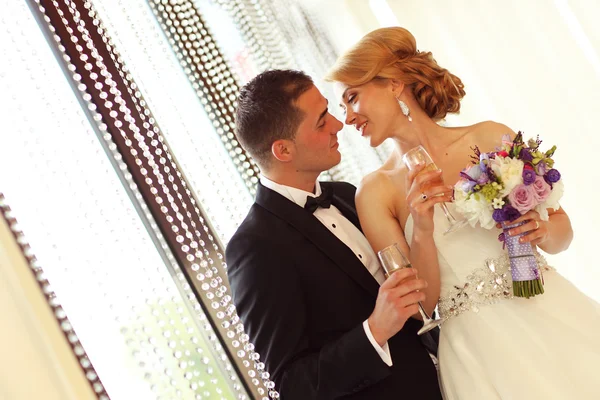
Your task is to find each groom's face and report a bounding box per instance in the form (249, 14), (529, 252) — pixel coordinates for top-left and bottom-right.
(289, 85), (344, 174)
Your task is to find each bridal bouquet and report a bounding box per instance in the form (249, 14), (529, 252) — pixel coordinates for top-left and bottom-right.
(453, 132), (564, 298)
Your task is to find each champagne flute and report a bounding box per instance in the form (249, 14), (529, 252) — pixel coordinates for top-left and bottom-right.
(377, 243), (442, 335)
(402, 145), (467, 235)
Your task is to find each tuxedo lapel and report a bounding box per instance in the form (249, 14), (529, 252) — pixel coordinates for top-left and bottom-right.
(256, 183), (379, 298)
(326, 183), (363, 232)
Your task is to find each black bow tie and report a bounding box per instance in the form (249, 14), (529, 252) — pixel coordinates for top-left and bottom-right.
(304, 184), (333, 213)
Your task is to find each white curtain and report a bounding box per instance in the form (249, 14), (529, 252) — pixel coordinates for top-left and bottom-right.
(312, 0), (600, 300)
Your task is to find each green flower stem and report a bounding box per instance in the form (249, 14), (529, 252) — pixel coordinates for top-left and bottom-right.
(513, 278), (545, 298)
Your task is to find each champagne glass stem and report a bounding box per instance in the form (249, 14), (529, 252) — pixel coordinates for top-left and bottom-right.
(440, 202), (468, 235)
(377, 242), (444, 335)
(440, 203), (458, 224)
(418, 302), (432, 321)
(417, 302), (443, 335)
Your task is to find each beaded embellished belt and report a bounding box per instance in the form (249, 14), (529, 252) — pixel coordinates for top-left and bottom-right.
(437, 253), (553, 320)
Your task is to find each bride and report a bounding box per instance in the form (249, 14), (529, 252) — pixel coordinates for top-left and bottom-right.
(327, 27), (600, 399)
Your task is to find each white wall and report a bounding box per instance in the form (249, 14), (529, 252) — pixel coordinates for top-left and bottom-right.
(313, 0), (600, 300)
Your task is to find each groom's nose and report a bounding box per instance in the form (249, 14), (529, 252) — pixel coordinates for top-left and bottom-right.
(332, 116), (343, 132)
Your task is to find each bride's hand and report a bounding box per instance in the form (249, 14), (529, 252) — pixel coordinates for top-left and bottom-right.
(495, 210), (549, 246)
(405, 164), (454, 235)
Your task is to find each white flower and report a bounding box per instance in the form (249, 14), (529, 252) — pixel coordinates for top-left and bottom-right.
(492, 198), (505, 209)
(535, 205), (549, 221)
(454, 188), (496, 229)
(490, 157), (524, 196)
(536, 179), (565, 221)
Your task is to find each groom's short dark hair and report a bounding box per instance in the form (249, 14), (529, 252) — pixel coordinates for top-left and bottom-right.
(235, 69), (314, 169)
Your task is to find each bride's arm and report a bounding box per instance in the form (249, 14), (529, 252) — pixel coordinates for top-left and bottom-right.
(503, 207), (573, 254)
(356, 173), (441, 316)
(538, 208), (573, 254)
(406, 218), (442, 315)
(478, 124), (573, 254)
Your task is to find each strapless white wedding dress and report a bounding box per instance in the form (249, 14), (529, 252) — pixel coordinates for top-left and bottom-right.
(405, 205), (600, 399)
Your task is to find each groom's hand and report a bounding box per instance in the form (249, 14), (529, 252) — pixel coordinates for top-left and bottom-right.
(368, 268), (427, 347)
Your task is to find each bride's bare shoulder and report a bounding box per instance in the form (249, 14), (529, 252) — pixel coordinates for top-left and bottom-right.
(356, 167), (405, 204)
(468, 120), (518, 150)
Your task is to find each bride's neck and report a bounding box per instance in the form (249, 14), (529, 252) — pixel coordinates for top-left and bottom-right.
(391, 115), (449, 156)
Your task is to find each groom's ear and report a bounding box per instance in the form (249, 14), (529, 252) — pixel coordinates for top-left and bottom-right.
(390, 79), (406, 97)
(271, 139), (294, 163)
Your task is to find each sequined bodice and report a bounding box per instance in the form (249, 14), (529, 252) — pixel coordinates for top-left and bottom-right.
(404, 205), (550, 319)
(405, 206), (506, 292)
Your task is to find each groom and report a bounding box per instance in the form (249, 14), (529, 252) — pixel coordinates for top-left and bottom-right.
(226, 69), (441, 399)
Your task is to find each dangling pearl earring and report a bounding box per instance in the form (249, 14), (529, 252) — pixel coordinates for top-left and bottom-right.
(397, 99), (412, 122)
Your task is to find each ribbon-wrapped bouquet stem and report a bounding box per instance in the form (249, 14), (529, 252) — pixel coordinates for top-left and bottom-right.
(453, 133), (564, 298)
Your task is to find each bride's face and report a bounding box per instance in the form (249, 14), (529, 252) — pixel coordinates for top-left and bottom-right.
(334, 79), (404, 147)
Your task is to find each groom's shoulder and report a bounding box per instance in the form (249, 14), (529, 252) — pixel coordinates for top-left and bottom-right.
(226, 204), (278, 258)
(232, 202), (274, 235)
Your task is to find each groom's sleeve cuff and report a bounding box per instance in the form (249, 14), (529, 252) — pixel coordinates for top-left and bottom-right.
(362, 319), (393, 367)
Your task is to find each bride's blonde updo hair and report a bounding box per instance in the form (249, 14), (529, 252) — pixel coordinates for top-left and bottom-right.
(326, 27), (465, 121)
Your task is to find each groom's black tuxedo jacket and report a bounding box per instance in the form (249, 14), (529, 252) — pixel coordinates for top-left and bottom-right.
(226, 182), (441, 399)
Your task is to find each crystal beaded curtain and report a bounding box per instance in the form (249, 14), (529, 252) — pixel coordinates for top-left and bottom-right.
(145, 0), (262, 197)
(196, 0), (395, 184)
(1, 0), (399, 399)
(89, 0), (253, 245)
(58, 0), (274, 396)
(143, 0), (389, 189)
(0, 1), (274, 399)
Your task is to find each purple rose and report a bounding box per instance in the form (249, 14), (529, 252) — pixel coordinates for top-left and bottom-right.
(519, 148), (533, 162)
(545, 169), (561, 184)
(531, 175), (551, 203)
(508, 184), (537, 214)
(492, 204), (521, 222)
(522, 169), (536, 185)
(492, 208), (507, 222)
(536, 161), (547, 176)
(504, 205), (521, 221)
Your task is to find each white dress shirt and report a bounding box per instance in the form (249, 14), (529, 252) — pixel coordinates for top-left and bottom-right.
(260, 176), (393, 366)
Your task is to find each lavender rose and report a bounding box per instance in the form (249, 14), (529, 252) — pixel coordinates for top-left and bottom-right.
(532, 175), (551, 203)
(545, 169), (561, 184)
(522, 169), (536, 185)
(508, 184), (537, 214)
